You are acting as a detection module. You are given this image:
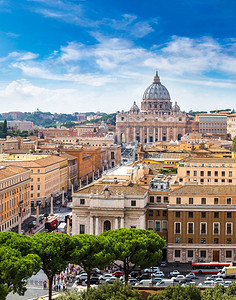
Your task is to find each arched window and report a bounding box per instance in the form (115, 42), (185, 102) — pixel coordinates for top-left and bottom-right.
(104, 220), (111, 232)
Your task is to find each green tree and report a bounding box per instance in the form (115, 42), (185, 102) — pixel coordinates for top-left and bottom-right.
(102, 228), (165, 284)
(31, 233), (73, 300)
(57, 280), (143, 300)
(202, 283), (236, 300)
(148, 285), (201, 300)
(3, 120), (7, 138)
(70, 234), (114, 289)
(233, 136), (236, 152)
(0, 233), (40, 300)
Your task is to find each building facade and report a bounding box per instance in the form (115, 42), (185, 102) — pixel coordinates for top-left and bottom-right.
(0, 165), (31, 232)
(116, 73), (189, 144)
(195, 114), (228, 139)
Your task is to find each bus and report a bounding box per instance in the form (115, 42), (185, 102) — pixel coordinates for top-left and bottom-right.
(192, 262), (233, 274)
(45, 218), (59, 232)
(57, 222), (67, 233)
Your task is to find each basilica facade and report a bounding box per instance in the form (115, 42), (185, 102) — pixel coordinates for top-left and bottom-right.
(116, 72), (189, 144)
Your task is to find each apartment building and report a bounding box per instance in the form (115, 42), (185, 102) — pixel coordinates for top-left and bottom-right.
(0, 155), (68, 205)
(227, 113), (236, 139)
(167, 185), (236, 263)
(195, 114), (228, 139)
(0, 165), (31, 232)
(177, 157), (236, 185)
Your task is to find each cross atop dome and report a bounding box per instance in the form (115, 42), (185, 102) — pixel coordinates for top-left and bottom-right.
(153, 70), (160, 83)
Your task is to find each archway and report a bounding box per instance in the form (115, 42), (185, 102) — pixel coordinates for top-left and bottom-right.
(177, 133), (182, 141)
(104, 220), (111, 232)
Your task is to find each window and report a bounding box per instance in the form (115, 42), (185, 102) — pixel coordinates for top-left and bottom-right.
(163, 211), (167, 217)
(214, 238), (219, 244)
(188, 212), (193, 218)
(155, 221), (160, 232)
(200, 179), (204, 183)
(201, 238), (206, 244)
(226, 198), (232, 205)
(175, 237), (180, 243)
(215, 171), (218, 176)
(176, 197), (181, 204)
(214, 179), (218, 183)
(111, 152), (115, 159)
(222, 171), (225, 177)
(226, 250), (232, 258)
(156, 196), (161, 203)
(175, 222), (181, 234)
(187, 222), (194, 234)
(156, 210), (160, 216)
(201, 212), (206, 218)
(80, 224), (85, 234)
(188, 250), (193, 258)
(175, 250), (181, 257)
(214, 212), (219, 218)
(227, 212), (232, 218)
(186, 170), (190, 175)
(188, 238), (193, 243)
(37, 193), (40, 197)
(226, 223), (232, 235)
(189, 198), (193, 205)
(193, 170), (197, 176)
(163, 196), (169, 203)
(149, 196), (154, 203)
(229, 179), (232, 183)
(176, 212), (180, 218)
(37, 178), (40, 182)
(200, 223), (207, 234)
(80, 199), (85, 205)
(148, 210), (153, 216)
(37, 169), (40, 174)
(229, 171), (232, 177)
(214, 198), (219, 205)
(200, 250), (206, 258)
(227, 238), (231, 244)
(200, 171), (204, 176)
(213, 222), (220, 234)
(31, 186), (33, 191)
(222, 179), (225, 183)
(131, 200), (136, 207)
(148, 220), (154, 230)
(207, 171), (211, 176)
(37, 185), (40, 191)
(201, 198), (206, 205)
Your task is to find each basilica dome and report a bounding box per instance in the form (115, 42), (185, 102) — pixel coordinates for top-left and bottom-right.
(143, 72), (170, 101)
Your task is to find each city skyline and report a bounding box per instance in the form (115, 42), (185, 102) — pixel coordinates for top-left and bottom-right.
(0, 0), (236, 113)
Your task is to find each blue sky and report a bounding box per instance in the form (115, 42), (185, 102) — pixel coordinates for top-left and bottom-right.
(0, 0), (236, 113)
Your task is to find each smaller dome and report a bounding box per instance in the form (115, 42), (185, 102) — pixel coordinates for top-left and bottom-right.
(130, 101), (140, 113)
(172, 101), (180, 112)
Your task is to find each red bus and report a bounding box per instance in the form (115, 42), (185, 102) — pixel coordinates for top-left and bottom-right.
(45, 218), (59, 232)
(192, 262), (232, 274)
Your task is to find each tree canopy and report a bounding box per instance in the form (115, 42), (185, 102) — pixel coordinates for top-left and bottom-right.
(148, 285), (201, 300)
(70, 234), (115, 289)
(31, 232), (73, 300)
(102, 228), (165, 283)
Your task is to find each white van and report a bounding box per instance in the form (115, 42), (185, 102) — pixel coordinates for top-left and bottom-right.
(156, 279), (174, 287)
(135, 280), (152, 286)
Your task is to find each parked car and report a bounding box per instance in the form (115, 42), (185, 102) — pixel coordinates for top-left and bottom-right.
(198, 280), (214, 288)
(106, 277), (118, 284)
(186, 273), (196, 280)
(214, 278), (224, 284)
(181, 282), (196, 287)
(76, 273), (88, 283)
(144, 267), (160, 273)
(224, 281), (232, 287)
(85, 276), (100, 285)
(156, 279), (174, 287)
(137, 273), (151, 281)
(32, 220), (36, 226)
(135, 280), (152, 286)
(99, 273), (114, 283)
(111, 271), (123, 278)
(160, 261), (167, 267)
(172, 275), (186, 282)
(152, 271), (165, 278)
(168, 270), (180, 278)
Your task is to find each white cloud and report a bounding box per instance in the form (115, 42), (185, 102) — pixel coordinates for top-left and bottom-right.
(0, 51), (38, 62)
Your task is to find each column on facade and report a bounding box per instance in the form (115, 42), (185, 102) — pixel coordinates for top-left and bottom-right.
(72, 213), (77, 235)
(95, 217), (99, 235)
(120, 217), (125, 228)
(147, 127), (150, 143)
(90, 216), (94, 234)
(117, 127), (121, 144)
(133, 127), (136, 142)
(140, 127), (144, 144)
(115, 218), (119, 229)
(126, 127), (129, 143)
(153, 127), (156, 142)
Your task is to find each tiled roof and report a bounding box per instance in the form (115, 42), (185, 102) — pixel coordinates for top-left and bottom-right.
(0, 165), (29, 179)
